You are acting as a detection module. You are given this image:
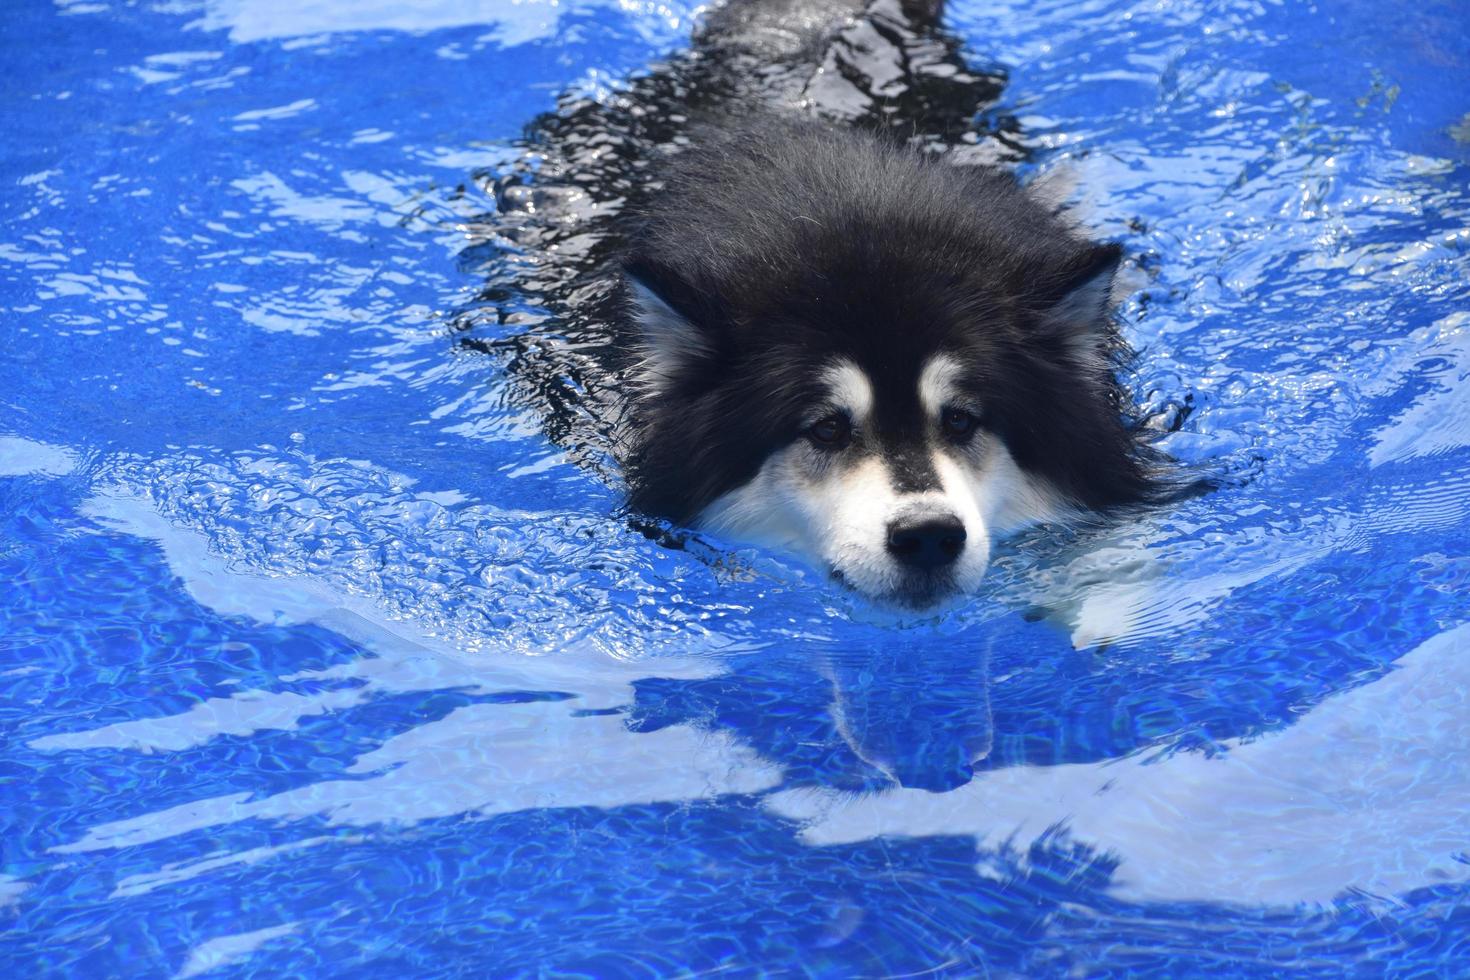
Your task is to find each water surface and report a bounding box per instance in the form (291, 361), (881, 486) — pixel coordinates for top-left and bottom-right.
(3, 0), (1470, 974)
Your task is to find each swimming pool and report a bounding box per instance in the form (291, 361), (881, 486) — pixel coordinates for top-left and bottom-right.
(3, 0), (1469, 973)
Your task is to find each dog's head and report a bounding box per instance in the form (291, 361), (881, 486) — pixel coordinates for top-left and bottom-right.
(619, 122), (1167, 608)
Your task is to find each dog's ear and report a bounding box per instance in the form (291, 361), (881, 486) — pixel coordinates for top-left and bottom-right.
(1037, 243), (1122, 362)
(623, 265), (716, 395)
(626, 276), (708, 356)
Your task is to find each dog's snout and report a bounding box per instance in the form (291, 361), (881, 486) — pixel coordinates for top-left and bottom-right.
(886, 516), (966, 570)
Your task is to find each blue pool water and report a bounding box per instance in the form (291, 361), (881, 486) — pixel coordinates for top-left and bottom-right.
(3, 0), (1470, 974)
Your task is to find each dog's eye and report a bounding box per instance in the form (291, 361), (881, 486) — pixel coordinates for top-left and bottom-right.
(807, 413), (852, 449)
(941, 407), (979, 441)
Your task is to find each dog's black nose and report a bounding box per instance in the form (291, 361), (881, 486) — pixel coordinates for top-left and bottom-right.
(886, 516), (966, 570)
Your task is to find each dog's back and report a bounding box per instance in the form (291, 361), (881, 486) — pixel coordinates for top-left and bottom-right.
(452, 0), (1020, 472)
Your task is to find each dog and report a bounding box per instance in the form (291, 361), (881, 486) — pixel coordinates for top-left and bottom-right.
(459, 0), (1187, 608)
(620, 119), (1177, 609)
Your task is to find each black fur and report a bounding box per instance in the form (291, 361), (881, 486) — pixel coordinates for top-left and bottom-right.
(454, 0), (1019, 473)
(621, 119), (1180, 523)
(454, 0), (1198, 540)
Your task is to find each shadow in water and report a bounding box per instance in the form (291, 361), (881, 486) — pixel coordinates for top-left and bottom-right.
(627, 626), (1001, 794)
(825, 639), (993, 792)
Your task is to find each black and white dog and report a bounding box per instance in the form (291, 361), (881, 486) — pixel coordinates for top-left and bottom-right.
(462, 0), (1187, 609)
(621, 120), (1175, 608)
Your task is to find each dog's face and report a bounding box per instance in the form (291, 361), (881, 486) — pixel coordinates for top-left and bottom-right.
(622, 264), (1118, 609)
(695, 353), (1059, 608)
(618, 123), (1167, 609)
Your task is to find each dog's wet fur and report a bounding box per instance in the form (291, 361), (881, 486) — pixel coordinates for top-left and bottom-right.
(622, 121), (1180, 607)
(458, 0), (1195, 608)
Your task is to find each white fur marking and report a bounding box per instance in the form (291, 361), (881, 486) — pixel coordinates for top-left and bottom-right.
(697, 427), (1067, 607)
(819, 359), (873, 423)
(918, 353), (965, 418)
(945, 438), (1062, 533)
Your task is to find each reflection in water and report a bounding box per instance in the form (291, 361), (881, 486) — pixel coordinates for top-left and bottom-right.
(774, 624), (1470, 906)
(826, 641), (992, 793)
